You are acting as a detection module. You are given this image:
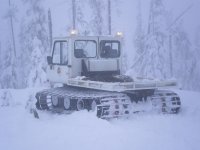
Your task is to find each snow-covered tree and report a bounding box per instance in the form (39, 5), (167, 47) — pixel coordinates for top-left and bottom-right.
(76, 0), (91, 35)
(27, 38), (47, 87)
(134, 0), (145, 56)
(172, 23), (193, 89)
(72, 0), (76, 29)
(5, 0), (17, 57)
(76, 0), (112, 36)
(0, 41), (2, 78)
(188, 26), (200, 91)
(130, 0), (146, 76)
(89, 0), (106, 35)
(48, 8), (53, 49)
(194, 27), (200, 57)
(133, 0), (170, 79)
(107, 0), (111, 35)
(19, 0), (49, 87)
(194, 27), (200, 90)
(0, 42), (17, 88)
(0, 0), (18, 88)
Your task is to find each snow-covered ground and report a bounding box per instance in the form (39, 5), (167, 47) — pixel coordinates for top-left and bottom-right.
(0, 89), (200, 150)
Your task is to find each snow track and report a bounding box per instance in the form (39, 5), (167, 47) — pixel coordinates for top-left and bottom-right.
(35, 87), (181, 119)
(0, 89), (200, 150)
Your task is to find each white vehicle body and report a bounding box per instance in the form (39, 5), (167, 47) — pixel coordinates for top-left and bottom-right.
(36, 34), (181, 118)
(47, 35), (177, 92)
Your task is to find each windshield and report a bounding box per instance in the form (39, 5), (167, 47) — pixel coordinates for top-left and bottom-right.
(74, 40), (97, 58)
(100, 40), (120, 58)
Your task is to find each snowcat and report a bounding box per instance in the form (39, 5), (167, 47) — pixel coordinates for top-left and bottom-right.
(35, 30), (181, 119)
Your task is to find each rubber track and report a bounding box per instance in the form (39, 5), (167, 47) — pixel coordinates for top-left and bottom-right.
(35, 87), (181, 119)
(35, 86), (129, 118)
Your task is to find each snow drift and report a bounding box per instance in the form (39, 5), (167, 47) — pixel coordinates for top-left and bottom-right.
(0, 89), (200, 150)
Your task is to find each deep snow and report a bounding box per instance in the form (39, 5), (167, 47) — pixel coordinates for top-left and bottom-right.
(0, 89), (200, 150)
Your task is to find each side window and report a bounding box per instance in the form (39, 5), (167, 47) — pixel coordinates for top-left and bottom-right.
(74, 40), (97, 58)
(52, 42), (60, 64)
(100, 40), (120, 58)
(52, 41), (68, 65)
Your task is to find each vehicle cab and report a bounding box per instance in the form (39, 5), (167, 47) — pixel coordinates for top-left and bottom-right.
(46, 31), (123, 84)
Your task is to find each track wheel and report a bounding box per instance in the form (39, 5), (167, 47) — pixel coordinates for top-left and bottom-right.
(52, 96), (58, 107)
(76, 99), (84, 111)
(64, 97), (70, 110)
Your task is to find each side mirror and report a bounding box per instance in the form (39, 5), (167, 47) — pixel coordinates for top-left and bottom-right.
(47, 56), (52, 64)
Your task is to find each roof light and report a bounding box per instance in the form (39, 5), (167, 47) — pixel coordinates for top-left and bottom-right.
(70, 29), (78, 36)
(116, 31), (123, 37)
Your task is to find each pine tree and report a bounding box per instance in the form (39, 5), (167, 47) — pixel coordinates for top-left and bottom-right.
(19, 0), (49, 87)
(0, 41), (1, 79)
(7, 0), (17, 57)
(130, 0), (145, 77)
(133, 0), (170, 79)
(0, 0), (18, 88)
(72, 0), (76, 29)
(48, 8), (53, 49)
(89, 0), (106, 35)
(134, 0), (145, 55)
(27, 38), (47, 87)
(108, 0), (111, 35)
(76, 0), (90, 35)
(194, 27), (200, 90)
(0, 42), (18, 88)
(188, 26), (200, 91)
(172, 23), (193, 89)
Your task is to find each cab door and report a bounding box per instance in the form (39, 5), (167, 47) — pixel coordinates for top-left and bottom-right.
(47, 40), (70, 84)
(71, 36), (98, 77)
(98, 36), (122, 73)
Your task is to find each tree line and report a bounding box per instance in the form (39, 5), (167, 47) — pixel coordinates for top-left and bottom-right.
(0, 0), (199, 91)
